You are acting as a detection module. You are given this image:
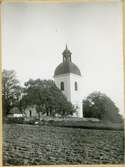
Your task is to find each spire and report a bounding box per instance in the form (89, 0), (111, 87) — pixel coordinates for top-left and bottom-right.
(66, 44), (68, 50)
(62, 44), (72, 62)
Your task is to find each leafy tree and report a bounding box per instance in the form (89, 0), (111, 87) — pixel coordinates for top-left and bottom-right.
(21, 79), (76, 117)
(83, 91), (123, 123)
(2, 69), (22, 116)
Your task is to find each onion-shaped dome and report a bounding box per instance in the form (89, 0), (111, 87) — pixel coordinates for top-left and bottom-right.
(54, 45), (81, 77)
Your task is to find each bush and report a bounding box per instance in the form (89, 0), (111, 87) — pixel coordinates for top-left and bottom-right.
(83, 91), (123, 123)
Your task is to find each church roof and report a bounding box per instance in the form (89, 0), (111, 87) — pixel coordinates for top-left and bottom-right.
(54, 45), (81, 77)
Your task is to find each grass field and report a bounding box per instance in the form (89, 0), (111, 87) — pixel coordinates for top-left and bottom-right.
(3, 123), (124, 165)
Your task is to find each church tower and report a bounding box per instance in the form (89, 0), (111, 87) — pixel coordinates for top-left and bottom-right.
(54, 45), (83, 118)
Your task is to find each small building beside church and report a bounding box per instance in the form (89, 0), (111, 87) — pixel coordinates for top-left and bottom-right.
(54, 45), (83, 118)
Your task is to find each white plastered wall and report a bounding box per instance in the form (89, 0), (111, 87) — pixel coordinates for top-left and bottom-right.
(70, 74), (83, 117)
(54, 74), (71, 101)
(54, 73), (83, 117)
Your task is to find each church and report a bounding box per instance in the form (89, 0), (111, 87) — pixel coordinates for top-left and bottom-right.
(54, 45), (83, 118)
(24, 45), (83, 118)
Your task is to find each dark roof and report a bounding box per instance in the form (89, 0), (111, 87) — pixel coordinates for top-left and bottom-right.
(54, 61), (81, 76)
(54, 45), (81, 77)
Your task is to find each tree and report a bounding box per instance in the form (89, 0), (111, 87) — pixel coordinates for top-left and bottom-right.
(83, 91), (123, 123)
(21, 79), (76, 117)
(2, 69), (22, 116)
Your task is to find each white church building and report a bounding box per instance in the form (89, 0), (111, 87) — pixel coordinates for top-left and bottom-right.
(54, 45), (83, 118)
(24, 45), (83, 118)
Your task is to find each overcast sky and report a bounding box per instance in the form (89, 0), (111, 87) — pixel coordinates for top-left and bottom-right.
(1, 1), (124, 115)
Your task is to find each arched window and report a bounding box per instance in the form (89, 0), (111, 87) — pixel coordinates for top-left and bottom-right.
(60, 82), (64, 91)
(29, 110), (32, 117)
(75, 81), (78, 91)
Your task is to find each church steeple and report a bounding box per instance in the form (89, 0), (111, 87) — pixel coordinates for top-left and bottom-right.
(62, 44), (72, 62)
(54, 45), (83, 118)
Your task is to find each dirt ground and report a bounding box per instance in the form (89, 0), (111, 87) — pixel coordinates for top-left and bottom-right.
(3, 124), (124, 165)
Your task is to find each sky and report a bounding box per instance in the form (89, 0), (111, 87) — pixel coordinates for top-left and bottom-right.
(1, 1), (124, 115)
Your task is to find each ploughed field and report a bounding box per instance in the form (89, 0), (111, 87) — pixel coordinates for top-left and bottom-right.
(3, 124), (124, 165)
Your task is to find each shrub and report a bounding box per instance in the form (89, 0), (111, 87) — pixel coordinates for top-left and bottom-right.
(83, 91), (123, 123)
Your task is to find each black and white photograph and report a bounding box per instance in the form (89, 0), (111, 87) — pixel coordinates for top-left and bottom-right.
(1, 0), (125, 165)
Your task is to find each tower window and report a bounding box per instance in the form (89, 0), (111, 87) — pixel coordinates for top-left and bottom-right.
(75, 82), (78, 91)
(29, 110), (32, 117)
(60, 82), (64, 91)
